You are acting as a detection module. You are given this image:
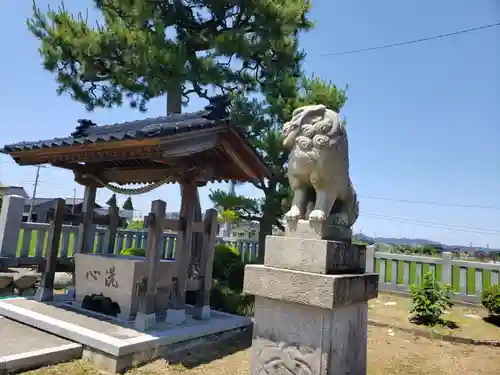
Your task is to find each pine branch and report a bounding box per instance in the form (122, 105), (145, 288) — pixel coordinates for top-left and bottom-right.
(239, 214), (263, 222)
(27, 0), (313, 111)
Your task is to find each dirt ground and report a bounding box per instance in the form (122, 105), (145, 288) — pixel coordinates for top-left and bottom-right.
(20, 293), (500, 375)
(21, 325), (500, 375)
(369, 292), (500, 341)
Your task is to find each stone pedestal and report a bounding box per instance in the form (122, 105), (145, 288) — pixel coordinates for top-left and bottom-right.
(243, 220), (378, 375)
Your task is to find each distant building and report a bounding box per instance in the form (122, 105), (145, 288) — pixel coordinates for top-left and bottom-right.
(231, 221), (260, 241)
(0, 185), (29, 199)
(225, 220), (282, 241)
(23, 197), (132, 227)
(472, 250), (490, 261)
(22, 198), (101, 223)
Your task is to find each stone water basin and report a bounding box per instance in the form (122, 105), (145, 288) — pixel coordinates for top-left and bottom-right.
(74, 253), (177, 320)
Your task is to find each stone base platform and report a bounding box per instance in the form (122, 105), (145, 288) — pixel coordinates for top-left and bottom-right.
(244, 222), (379, 375)
(244, 265), (378, 309)
(0, 297), (251, 373)
(0, 315), (82, 374)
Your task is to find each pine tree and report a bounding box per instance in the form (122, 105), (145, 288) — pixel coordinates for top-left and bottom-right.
(27, 0), (313, 111)
(28, 1), (314, 263)
(218, 209), (240, 224)
(106, 193), (117, 207)
(122, 196), (134, 211)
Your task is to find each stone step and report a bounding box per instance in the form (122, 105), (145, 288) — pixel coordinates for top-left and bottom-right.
(0, 315), (82, 374)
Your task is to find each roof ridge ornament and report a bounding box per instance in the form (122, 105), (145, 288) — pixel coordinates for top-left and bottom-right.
(202, 95), (231, 121)
(71, 119), (98, 138)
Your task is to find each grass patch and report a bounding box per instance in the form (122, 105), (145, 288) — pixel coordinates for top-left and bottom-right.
(370, 292), (500, 341)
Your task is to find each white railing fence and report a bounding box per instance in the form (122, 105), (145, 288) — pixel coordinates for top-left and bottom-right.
(0, 195), (259, 264)
(365, 246), (500, 304)
(1, 195), (499, 304)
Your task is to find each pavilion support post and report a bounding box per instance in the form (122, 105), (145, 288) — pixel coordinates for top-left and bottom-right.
(167, 181), (196, 325)
(68, 185), (96, 299)
(76, 185), (97, 254)
(135, 199), (166, 331)
(35, 198), (66, 301)
(192, 208), (218, 320)
(103, 203), (119, 255)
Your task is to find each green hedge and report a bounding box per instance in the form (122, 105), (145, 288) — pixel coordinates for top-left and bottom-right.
(120, 247), (146, 257)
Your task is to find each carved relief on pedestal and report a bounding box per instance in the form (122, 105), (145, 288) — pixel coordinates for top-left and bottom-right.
(188, 262), (200, 280)
(257, 341), (315, 375)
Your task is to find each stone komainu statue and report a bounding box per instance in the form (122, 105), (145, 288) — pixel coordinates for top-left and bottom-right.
(282, 104), (359, 228)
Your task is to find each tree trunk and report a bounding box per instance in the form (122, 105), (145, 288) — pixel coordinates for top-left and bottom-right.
(166, 85), (182, 114)
(256, 193), (276, 264)
(257, 216), (272, 264)
(167, 88), (203, 279)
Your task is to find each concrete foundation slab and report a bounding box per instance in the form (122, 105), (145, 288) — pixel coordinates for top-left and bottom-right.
(0, 297), (251, 373)
(0, 316), (82, 374)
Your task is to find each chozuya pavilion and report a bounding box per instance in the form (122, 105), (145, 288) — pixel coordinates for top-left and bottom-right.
(0, 95), (271, 373)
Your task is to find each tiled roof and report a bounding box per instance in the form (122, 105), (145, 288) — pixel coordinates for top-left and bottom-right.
(1, 96), (230, 153)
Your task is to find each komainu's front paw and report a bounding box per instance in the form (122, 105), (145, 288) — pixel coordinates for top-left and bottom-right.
(284, 206), (301, 221)
(308, 209), (327, 221)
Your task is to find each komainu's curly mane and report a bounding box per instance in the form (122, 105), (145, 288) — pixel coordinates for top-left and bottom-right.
(282, 104), (346, 158)
(282, 105), (359, 227)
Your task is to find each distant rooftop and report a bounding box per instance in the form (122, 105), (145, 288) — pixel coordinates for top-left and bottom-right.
(0, 185), (29, 199)
(24, 197), (101, 208)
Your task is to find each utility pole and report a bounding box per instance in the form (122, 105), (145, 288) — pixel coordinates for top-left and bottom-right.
(27, 165), (44, 222)
(72, 188), (77, 214)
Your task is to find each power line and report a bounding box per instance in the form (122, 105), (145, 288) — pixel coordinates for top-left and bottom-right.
(361, 196), (500, 211)
(3, 162), (500, 211)
(362, 215), (496, 236)
(2, 180), (67, 189)
(321, 21), (500, 56)
(4, 175), (500, 211)
(364, 212), (500, 233)
(27, 165), (45, 222)
(362, 213), (500, 236)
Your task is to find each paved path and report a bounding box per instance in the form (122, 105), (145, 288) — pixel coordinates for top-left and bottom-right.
(0, 315), (82, 373)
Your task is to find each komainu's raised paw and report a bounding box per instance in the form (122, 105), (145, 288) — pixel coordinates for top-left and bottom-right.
(308, 209), (327, 221)
(284, 206), (301, 221)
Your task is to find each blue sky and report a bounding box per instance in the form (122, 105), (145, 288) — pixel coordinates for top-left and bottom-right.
(0, 1), (499, 247)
